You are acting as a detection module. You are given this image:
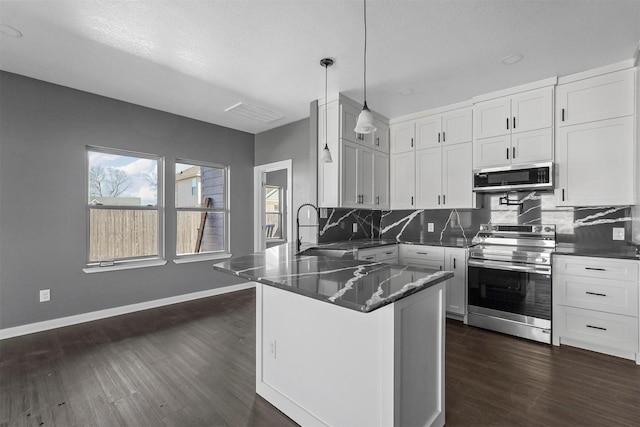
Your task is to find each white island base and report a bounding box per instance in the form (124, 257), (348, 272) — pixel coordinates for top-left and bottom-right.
(255, 282), (446, 427)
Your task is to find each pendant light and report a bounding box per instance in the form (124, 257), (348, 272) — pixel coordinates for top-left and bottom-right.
(354, 0), (377, 134)
(320, 57), (334, 163)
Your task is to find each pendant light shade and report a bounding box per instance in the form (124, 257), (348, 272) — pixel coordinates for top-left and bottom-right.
(354, 102), (376, 134)
(355, 0), (376, 135)
(320, 57), (334, 163)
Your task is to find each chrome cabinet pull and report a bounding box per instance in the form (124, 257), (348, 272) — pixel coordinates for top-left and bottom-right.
(586, 291), (607, 297)
(586, 325), (607, 331)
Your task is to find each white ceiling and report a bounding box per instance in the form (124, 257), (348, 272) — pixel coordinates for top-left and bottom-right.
(1, 0), (639, 135)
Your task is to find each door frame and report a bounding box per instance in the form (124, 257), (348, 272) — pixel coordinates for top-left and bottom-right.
(254, 159), (293, 252)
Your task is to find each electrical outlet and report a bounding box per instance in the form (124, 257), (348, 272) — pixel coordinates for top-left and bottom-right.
(39, 289), (50, 302)
(352, 223), (358, 233)
(612, 228), (625, 241)
(428, 223), (435, 232)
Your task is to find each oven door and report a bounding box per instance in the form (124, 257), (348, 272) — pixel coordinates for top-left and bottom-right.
(467, 259), (551, 322)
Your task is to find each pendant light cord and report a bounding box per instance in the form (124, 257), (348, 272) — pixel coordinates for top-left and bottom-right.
(324, 61), (328, 146)
(363, 0), (367, 104)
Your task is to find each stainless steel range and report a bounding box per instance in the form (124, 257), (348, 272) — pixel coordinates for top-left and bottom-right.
(467, 224), (556, 344)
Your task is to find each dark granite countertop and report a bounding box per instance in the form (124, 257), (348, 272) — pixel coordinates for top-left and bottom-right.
(314, 238), (471, 251)
(213, 243), (453, 313)
(553, 243), (640, 260)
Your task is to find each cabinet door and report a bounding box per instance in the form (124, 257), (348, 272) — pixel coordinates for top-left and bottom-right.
(510, 128), (553, 165)
(415, 115), (441, 150)
(441, 108), (473, 145)
(374, 152), (390, 209)
(472, 134), (511, 168)
(373, 121), (390, 153)
(390, 152), (416, 209)
(556, 116), (634, 206)
(390, 122), (415, 154)
(341, 141), (360, 208)
(317, 102), (340, 208)
(445, 248), (466, 317)
(340, 103), (360, 143)
(473, 97), (511, 139)
(415, 148), (442, 209)
(359, 147), (375, 208)
(557, 68), (635, 127)
(511, 87), (553, 133)
(442, 143), (473, 208)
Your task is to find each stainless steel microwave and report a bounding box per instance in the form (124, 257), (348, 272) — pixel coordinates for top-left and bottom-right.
(473, 162), (553, 192)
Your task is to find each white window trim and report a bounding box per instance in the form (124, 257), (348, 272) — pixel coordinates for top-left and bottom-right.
(86, 146), (165, 269)
(174, 158), (231, 260)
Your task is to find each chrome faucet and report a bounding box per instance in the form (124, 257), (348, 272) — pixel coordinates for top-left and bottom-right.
(296, 203), (319, 252)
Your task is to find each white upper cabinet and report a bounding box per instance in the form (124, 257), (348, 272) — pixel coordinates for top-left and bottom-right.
(415, 148), (442, 208)
(390, 152), (416, 209)
(556, 116), (635, 206)
(473, 86), (554, 168)
(416, 108), (472, 150)
(442, 143), (474, 209)
(555, 67), (637, 207)
(317, 95), (389, 209)
(390, 121), (415, 154)
(556, 68), (635, 127)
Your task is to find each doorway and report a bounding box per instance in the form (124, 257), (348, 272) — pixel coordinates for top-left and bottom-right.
(254, 160), (293, 252)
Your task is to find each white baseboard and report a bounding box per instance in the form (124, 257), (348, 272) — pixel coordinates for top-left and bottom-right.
(0, 282), (257, 340)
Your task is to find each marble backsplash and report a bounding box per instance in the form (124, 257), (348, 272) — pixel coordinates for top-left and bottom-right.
(318, 191), (638, 249)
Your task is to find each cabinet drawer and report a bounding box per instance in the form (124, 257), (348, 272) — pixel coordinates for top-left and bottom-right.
(399, 245), (445, 261)
(555, 306), (639, 354)
(553, 255), (639, 282)
(554, 274), (638, 316)
(376, 246), (398, 263)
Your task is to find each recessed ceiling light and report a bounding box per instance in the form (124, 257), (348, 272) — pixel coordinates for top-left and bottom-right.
(0, 24), (23, 38)
(502, 54), (524, 65)
(398, 88), (414, 96)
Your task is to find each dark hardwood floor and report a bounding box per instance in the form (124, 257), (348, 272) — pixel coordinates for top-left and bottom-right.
(1, 288), (639, 427)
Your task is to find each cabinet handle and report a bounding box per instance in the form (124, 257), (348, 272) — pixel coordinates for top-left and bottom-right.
(384, 251), (394, 255)
(438, 132), (441, 143)
(411, 137), (414, 148)
(506, 118), (509, 130)
(506, 148), (510, 159)
(443, 194), (446, 205)
(411, 196), (414, 205)
(512, 147), (516, 158)
(416, 252), (429, 255)
(376, 137), (380, 146)
(586, 325), (607, 331)
(365, 256), (375, 260)
(561, 189), (565, 201)
(585, 267), (606, 271)
(513, 117), (516, 129)
(438, 195), (441, 205)
(453, 258), (456, 269)
(376, 195), (380, 204)
(443, 131), (446, 142)
(586, 291), (607, 297)
(561, 108), (565, 122)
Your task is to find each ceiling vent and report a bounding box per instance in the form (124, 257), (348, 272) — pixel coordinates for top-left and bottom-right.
(224, 102), (284, 123)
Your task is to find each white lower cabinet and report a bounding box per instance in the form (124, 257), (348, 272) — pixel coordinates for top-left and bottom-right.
(553, 255), (640, 364)
(357, 245), (398, 264)
(399, 244), (467, 320)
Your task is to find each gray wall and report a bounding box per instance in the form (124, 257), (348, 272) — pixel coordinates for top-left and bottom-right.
(255, 103), (318, 215)
(0, 71), (255, 329)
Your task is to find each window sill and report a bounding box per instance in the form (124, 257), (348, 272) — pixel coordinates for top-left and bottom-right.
(173, 253), (232, 265)
(83, 259), (167, 274)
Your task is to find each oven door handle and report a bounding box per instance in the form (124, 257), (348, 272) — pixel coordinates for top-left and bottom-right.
(468, 259), (551, 275)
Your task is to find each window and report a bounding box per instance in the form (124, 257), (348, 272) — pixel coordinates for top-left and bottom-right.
(175, 160), (229, 257)
(264, 185), (283, 240)
(87, 147), (163, 267)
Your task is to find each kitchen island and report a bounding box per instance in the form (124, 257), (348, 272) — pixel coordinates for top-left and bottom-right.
(214, 243), (453, 427)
